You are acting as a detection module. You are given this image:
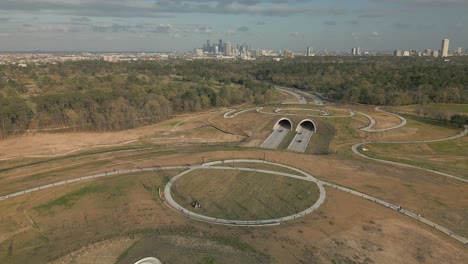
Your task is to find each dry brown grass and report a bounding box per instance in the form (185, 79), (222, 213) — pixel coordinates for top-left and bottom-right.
(0, 103), (467, 263)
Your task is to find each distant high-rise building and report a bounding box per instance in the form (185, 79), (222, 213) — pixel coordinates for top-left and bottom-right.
(457, 47), (462, 55)
(425, 49), (432, 56)
(394, 50), (402, 57)
(218, 39), (223, 53)
(283, 50), (295, 58)
(403, 51), (410, 57)
(214, 45), (218, 54)
(306, 47), (314, 56)
(194, 49), (204, 57)
(432, 50), (439, 57)
(441, 38), (449, 57)
(207, 40), (211, 52)
(224, 42), (232, 56)
(351, 47), (360, 55)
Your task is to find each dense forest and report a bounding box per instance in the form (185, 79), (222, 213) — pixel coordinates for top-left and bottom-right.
(1, 57), (467, 138)
(0, 60), (273, 138)
(251, 57), (468, 105)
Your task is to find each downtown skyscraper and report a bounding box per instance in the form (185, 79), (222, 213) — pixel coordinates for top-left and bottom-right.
(441, 39), (449, 58)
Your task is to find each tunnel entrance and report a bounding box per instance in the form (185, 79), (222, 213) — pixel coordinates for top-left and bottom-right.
(273, 118), (293, 131)
(297, 120), (316, 132)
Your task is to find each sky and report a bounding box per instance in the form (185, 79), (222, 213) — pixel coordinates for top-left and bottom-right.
(0, 0), (467, 52)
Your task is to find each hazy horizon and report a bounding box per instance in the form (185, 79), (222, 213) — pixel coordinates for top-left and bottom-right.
(0, 0), (467, 52)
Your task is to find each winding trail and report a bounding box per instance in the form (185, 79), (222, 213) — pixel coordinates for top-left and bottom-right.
(352, 126), (468, 183)
(257, 108), (355, 118)
(359, 107), (407, 132)
(0, 159), (466, 244)
(223, 108), (259, 119)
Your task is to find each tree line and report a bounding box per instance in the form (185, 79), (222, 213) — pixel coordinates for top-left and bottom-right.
(250, 56), (468, 105)
(1, 57), (467, 139)
(0, 60), (273, 138)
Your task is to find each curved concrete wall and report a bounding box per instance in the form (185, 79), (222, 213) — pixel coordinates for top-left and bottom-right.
(296, 119), (317, 132)
(273, 118), (293, 131)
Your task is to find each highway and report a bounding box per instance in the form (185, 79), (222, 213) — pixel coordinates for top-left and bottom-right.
(260, 127), (289, 149)
(294, 90), (324, 105)
(275, 87), (307, 104)
(287, 127), (314, 153)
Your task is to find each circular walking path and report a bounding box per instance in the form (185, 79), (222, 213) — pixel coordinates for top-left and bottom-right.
(0, 159), (466, 244)
(162, 160), (326, 226)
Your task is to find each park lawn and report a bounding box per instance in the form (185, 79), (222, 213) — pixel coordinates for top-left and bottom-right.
(171, 169), (319, 220)
(413, 104), (468, 114)
(215, 162), (304, 176)
(363, 137), (468, 179)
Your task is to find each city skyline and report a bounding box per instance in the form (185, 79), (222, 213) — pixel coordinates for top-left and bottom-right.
(0, 0), (467, 52)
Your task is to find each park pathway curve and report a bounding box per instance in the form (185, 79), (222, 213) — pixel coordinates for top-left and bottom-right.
(0, 160), (466, 245)
(352, 126), (468, 183)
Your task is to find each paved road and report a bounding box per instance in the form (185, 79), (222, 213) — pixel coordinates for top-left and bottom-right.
(260, 125), (290, 149)
(352, 126), (468, 183)
(359, 107), (407, 132)
(287, 127), (314, 153)
(1, 159), (466, 244)
(275, 87), (307, 104)
(293, 90), (324, 105)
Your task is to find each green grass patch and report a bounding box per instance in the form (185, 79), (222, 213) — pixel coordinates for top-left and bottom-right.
(171, 169), (320, 220)
(115, 238), (142, 263)
(307, 120), (337, 154)
(363, 141), (468, 179)
(12, 160), (112, 184)
(0, 143), (149, 174)
(415, 104), (468, 114)
(277, 131), (296, 150)
(34, 185), (105, 211)
(215, 162), (303, 176)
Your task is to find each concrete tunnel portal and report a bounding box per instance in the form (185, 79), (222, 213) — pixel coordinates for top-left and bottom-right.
(273, 118), (293, 131)
(296, 119), (317, 133)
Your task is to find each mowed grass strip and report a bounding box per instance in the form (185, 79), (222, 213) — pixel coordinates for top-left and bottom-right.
(408, 104), (468, 114)
(215, 162), (303, 176)
(362, 138), (468, 179)
(277, 131), (296, 150)
(34, 185), (105, 211)
(171, 169), (319, 221)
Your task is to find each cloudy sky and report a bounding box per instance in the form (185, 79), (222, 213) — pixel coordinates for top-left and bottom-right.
(0, 0), (467, 52)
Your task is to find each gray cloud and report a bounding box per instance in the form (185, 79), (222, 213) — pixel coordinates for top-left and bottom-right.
(394, 22), (411, 29)
(346, 20), (360, 25)
(71, 17), (91, 22)
(0, 0), (350, 17)
(324, 21), (337, 26)
(0, 17), (10, 22)
(290, 32), (300, 38)
(370, 0), (468, 6)
(237, 26), (249, 32)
